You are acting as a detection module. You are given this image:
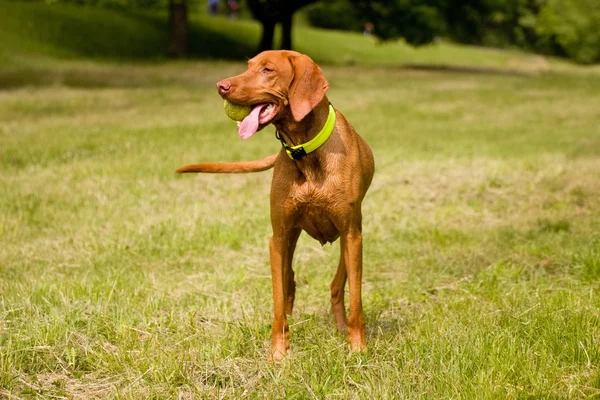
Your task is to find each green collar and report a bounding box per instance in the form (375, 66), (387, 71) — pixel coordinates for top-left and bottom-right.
(276, 104), (336, 160)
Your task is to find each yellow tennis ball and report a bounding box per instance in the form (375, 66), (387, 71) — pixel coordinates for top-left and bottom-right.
(224, 100), (252, 121)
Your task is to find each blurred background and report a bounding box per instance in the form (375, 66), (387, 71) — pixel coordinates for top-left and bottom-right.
(2, 0), (599, 69)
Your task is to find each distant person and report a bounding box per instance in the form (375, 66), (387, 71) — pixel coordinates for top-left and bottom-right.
(208, 0), (219, 16)
(364, 22), (374, 36)
(228, 0), (239, 19)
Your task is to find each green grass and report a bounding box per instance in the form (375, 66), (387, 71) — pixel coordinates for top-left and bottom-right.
(1, 59), (599, 398)
(1, 1), (600, 398)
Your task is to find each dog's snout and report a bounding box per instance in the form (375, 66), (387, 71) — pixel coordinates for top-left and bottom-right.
(217, 80), (231, 95)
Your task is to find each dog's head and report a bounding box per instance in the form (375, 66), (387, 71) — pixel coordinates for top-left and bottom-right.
(217, 50), (329, 139)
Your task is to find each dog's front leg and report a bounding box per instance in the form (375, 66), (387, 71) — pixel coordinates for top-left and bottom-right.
(330, 256), (348, 332)
(342, 225), (367, 352)
(285, 228), (301, 316)
(269, 232), (292, 361)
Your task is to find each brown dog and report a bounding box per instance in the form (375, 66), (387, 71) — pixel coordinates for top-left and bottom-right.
(177, 50), (374, 361)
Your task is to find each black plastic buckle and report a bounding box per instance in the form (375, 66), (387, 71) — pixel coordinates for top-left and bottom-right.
(289, 146), (307, 160)
(275, 130), (307, 160)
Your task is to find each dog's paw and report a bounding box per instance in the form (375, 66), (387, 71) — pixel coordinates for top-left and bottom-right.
(347, 330), (367, 353)
(269, 342), (290, 363)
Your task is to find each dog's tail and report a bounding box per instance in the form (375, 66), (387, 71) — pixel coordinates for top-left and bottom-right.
(176, 153), (278, 174)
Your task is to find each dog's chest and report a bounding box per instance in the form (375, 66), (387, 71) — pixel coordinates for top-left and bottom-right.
(288, 182), (342, 245)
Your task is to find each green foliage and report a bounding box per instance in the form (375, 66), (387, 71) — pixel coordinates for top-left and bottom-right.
(444, 0), (600, 64)
(307, 0), (448, 45)
(306, 0), (600, 64)
(350, 0), (447, 45)
(305, 0), (364, 32)
(535, 0), (600, 64)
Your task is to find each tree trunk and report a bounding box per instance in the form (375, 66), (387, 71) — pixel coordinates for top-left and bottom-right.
(281, 12), (293, 50)
(168, 0), (188, 58)
(259, 20), (276, 53)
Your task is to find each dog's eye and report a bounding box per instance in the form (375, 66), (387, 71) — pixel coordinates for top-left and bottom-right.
(261, 67), (273, 74)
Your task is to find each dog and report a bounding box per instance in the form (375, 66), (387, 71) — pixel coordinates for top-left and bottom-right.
(177, 50), (374, 361)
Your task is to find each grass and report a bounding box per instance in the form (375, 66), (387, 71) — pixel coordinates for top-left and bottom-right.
(1, 60), (599, 398)
(1, 1), (600, 398)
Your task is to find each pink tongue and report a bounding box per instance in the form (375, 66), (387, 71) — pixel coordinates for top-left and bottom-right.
(238, 104), (266, 139)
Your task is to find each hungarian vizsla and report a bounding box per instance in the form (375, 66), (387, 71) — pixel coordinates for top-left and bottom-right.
(177, 50), (374, 361)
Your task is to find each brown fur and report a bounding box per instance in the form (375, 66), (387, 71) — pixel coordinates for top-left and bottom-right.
(177, 50), (374, 361)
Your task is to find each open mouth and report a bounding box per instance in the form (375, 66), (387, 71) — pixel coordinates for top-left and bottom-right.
(237, 103), (280, 139)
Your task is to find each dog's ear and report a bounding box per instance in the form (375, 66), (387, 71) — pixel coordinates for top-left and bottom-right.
(288, 54), (329, 122)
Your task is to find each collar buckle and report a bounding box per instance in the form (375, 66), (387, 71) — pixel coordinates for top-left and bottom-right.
(275, 104), (336, 161)
(289, 146), (307, 160)
(276, 130), (307, 160)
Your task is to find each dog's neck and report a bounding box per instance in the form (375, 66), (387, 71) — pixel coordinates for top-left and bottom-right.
(273, 97), (331, 148)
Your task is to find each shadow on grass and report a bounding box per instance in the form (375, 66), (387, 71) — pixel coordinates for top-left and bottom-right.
(0, 61), (535, 91)
(397, 63), (537, 77)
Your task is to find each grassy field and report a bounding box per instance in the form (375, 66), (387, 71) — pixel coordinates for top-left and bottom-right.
(1, 2), (600, 398)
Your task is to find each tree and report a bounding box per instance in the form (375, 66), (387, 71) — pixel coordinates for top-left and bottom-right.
(348, 0), (447, 46)
(247, 0), (318, 52)
(167, 0), (188, 58)
(315, 0), (599, 64)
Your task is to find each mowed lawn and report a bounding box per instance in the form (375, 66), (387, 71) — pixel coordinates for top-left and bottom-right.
(1, 60), (600, 398)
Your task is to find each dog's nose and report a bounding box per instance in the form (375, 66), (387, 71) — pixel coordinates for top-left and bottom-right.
(217, 80), (231, 95)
